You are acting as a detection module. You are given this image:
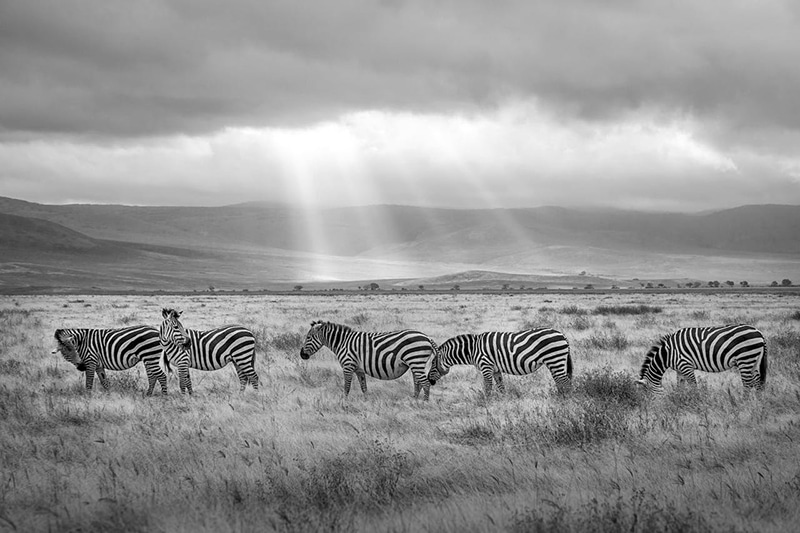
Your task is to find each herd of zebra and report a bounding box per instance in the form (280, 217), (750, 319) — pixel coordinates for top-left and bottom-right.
(52, 308), (768, 399)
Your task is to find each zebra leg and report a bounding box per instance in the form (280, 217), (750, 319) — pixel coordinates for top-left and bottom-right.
(676, 365), (697, 387)
(84, 362), (97, 391)
(158, 372), (168, 395)
(479, 365), (494, 399)
(416, 377), (430, 400)
(355, 369), (367, 395)
(178, 363), (193, 395)
(341, 363), (357, 397)
(234, 366), (248, 392)
(493, 370), (505, 394)
(249, 370), (260, 390)
(738, 364), (761, 390)
(96, 367), (110, 390)
(145, 371), (157, 396)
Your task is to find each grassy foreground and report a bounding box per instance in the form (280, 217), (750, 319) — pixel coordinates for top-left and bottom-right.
(1, 292), (799, 532)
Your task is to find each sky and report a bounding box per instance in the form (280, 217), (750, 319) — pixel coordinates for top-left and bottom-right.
(1, 0), (800, 211)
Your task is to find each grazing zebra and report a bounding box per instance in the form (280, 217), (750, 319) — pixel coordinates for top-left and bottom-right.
(427, 328), (573, 397)
(158, 308), (259, 394)
(52, 326), (166, 395)
(637, 324), (767, 393)
(299, 321), (438, 400)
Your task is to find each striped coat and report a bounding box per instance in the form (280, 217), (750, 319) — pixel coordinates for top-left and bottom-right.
(300, 321), (437, 400)
(428, 328), (573, 397)
(638, 324), (767, 393)
(53, 326), (166, 395)
(159, 308), (259, 394)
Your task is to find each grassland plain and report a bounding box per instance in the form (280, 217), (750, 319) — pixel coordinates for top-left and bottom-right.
(1, 292), (799, 532)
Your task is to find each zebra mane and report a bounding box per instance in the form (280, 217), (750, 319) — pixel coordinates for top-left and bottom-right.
(640, 334), (669, 378)
(54, 329), (73, 342)
(310, 321), (352, 332)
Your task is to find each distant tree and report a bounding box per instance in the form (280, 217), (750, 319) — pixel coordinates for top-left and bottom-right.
(418, 285), (424, 291)
(369, 282), (380, 291)
(293, 285), (303, 291)
(584, 284), (594, 290)
(725, 281), (735, 287)
(646, 283), (654, 289)
(676, 283), (682, 288)
(740, 281), (749, 287)
(782, 279), (792, 286)
(208, 285), (215, 292)
(771, 281), (779, 287)
(452, 284), (461, 291)
(611, 285), (620, 290)
(519, 285), (525, 290)
(580, 271), (587, 276)
(502, 284), (510, 290)
(657, 283), (666, 288)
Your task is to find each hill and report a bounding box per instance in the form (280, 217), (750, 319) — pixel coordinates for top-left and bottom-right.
(1, 196), (798, 291)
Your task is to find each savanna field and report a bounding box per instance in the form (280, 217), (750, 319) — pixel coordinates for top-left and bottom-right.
(1, 292), (800, 532)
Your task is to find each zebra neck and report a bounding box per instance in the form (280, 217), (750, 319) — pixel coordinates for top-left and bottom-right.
(442, 337), (477, 368)
(320, 325), (351, 353)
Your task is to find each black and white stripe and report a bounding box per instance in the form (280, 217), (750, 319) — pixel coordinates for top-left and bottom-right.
(638, 324), (767, 393)
(428, 328), (573, 397)
(53, 326), (166, 395)
(159, 308), (259, 394)
(300, 321), (438, 400)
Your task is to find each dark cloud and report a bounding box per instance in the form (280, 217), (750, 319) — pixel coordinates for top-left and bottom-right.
(1, 0), (799, 140)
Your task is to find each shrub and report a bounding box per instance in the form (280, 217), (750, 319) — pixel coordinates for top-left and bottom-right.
(690, 310), (710, 320)
(593, 305), (663, 315)
(510, 490), (714, 533)
(447, 423), (495, 446)
(560, 305), (588, 315)
(271, 332), (305, 353)
(349, 313), (370, 326)
(575, 367), (643, 409)
(789, 310), (800, 321)
(584, 330), (629, 350)
(570, 315), (593, 331)
(500, 400), (630, 447)
(269, 439), (415, 523)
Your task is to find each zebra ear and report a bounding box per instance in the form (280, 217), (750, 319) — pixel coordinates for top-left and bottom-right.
(162, 308), (170, 319)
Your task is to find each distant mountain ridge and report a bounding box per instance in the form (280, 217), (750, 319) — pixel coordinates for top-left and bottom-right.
(2, 196), (800, 255)
(1, 196), (799, 290)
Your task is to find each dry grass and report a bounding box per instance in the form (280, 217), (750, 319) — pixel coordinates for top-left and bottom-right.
(1, 292), (799, 532)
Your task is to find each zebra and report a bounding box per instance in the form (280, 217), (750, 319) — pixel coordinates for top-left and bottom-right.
(52, 326), (166, 395)
(299, 320), (438, 400)
(158, 308), (259, 394)
(427, 328), (573, 397)
(637, 324), (767, 394)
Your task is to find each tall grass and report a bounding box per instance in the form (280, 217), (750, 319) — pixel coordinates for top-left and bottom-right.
(1, 292), (800, 532)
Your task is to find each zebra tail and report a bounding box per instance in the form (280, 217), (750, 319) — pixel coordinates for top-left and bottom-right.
(566, 349), (573, 379)
(759, 342), (768, 388)
(159, 350), (172, 376)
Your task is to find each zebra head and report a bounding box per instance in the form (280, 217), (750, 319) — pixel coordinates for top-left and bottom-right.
(300, 321), (326, 360)
(428, 336), (461, 385)
(53, 329), (87, 371)
(637, 335), (669, 394)
(160, 308), (190, 352)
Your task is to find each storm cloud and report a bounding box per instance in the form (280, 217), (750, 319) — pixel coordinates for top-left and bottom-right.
(1, 0), (799, 209)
